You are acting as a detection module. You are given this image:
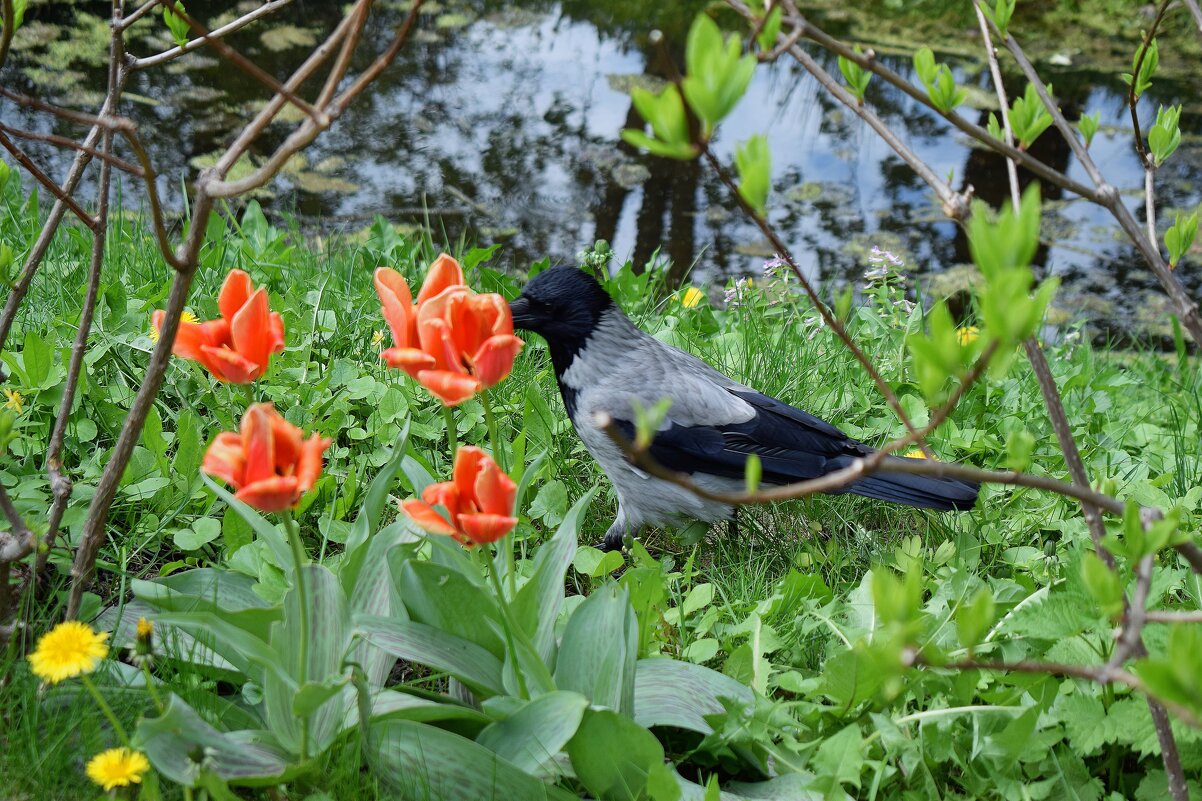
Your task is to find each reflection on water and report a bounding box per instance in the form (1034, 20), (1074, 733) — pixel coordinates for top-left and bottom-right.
(3, 0), (1199, 340)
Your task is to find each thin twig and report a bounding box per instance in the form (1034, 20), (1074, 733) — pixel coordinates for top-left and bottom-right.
(971, 0), (1020, 213)
(0, 132), (98, 229)
(1127, 1), (1171, 167)
(0, 123), (142, 176)
(1145, 609), (1202, 623)
(130, 0), (297, 69)
(116, 0), (162, 31)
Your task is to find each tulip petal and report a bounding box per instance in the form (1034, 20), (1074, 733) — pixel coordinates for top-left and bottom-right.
(236, 476), (300, 513)
(295, 434), (330, 494)
(401, 499), (461, 537)
(218, 269), (254, 322)
(416, 370), (480, 406)
(471, 335), (524, 389)
(268, 412), (304, 471)
(451, 446), (489, 501)
(202, 432), (246, 489)
(374, 268), (417, 349)
(380, 347), (436, 378)
(200, 346), (261, 384)
(473, 456), (517, 518)
(458, 514), (518, 545)
(416, 253), (466, 306)
(240, 404), (277, 486)
(268, 312), (286, 355)
(230, 288), (274, 373)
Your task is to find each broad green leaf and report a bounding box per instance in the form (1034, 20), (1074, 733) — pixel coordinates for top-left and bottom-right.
(566, 709), (664, 801)
(397, 560), (506, 657)
(633, 658), (753, 735)
(342, 419), (411, 585)
(202, 474), (293, 573)
(358, 614), (507, 697)
(137, 696), (292, 788)
(554, 583), (638, 714)
(475, 691), (589, 776)
(371, 719), (576, 801)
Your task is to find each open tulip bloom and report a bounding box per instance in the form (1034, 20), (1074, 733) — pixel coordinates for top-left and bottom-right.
(153, 269), (285, 383)
(203, 403), (330, 513)
(402, 446), (518, 546)
(375, 254), (523, 406)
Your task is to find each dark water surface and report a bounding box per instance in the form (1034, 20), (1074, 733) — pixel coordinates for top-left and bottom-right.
(3, 1), (1200, 340)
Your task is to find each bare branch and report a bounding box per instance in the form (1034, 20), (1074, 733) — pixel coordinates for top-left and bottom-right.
(0, 122), (142, 176)
(1145, 609), (1202, 623)
(1127, 1), (1171, 168)
(130, 0), (296, 69)
(1147, 697), (1189, 801)
(0, 132), (98, 229)
(971, 0), (1020, 213)
(116, 0), (163, 32)
(0, 485), (35, 563)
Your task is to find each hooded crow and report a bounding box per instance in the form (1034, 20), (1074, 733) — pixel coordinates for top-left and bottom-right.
(509, 266), (979, 551)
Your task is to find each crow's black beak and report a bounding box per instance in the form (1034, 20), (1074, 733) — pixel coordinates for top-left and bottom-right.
(509, 295), (534, 329)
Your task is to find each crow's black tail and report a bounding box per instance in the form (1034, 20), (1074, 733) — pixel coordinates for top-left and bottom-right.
(839, 455), (979, 511)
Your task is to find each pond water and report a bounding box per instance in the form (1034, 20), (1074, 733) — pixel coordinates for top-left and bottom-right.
(4, 0), (1201, 341)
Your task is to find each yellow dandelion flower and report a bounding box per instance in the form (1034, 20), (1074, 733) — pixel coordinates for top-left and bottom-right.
(902, 448), (927, 459)
(136, 617), (153, 638)
(3, 388), (23, 413)
(956, 326), (979, 346)
(27, 621), (109, 684)
(678, 287), (705, 308)
(86, 748), (150, 791)
(371, 329), (386, 348)
(149, 310), (200, 342)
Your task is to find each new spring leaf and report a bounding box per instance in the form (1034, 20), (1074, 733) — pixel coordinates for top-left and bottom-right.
(1121, 37), (1158, 99)
(838, 47), (872, 104)
(682, 14), (756, 141)
(162, 1), (190, 48)
(1165, 209), (1198, 269)
(1009, 83), (1054, 150)
(621, 85), (699, 161)
(913, 48), (966, 114)
(1148, 104), (1181, 166)
(1078, 112), (1100, 148)
(735, 135), (771, 217)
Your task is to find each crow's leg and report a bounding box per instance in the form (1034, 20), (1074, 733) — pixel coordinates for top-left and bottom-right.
(727, 507), (740, 540)
(599, 518), (636, 552)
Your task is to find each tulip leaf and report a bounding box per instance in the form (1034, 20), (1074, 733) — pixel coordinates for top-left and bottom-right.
(342, 419), (411, 585)
(513, 488), (597, 657)
(371, 720), (577, 801)
(553, 582), (638, 715)
(474, 691), (589, 776)
(202, 474), (293, 575)
(358, 614), (507, 697)
(397, 560), (507, 658)
(566, 709), (664, 801)
(138, 696), (294, 788)
(633, 658), (754, 735)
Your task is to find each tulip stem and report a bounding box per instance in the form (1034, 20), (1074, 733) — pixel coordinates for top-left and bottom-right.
(442, 404), (458, 459)
(81, 673), (131, 746)
(280, 509), (311, 761)
(481, 391), (505, 471)
(240, 382), (256, 413)
(484, 548), (529, 700)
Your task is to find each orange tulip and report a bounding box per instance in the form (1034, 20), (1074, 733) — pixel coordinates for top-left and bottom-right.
(202, 403), (330, 513)
(374, 254), (523, 406)
(152, 269), (285, 384)
(401, 446), (517, 546)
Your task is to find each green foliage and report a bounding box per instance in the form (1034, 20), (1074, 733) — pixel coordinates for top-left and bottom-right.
(1008, 82), (1055, 150)
(1122, 37), (1158, 98)
(837, 47), (872, 103)
(734, 135), (771, 217)
(1078, 111), (1100, 148)
(755, 5), (783, 53)
(681, 15), (756, 141)
(621, 84), (698, 160)
(5, 0), (26, 32)
(1165, 208), (1198, 268)
(980, 0), (1015, 37)
(1148, 104), (1182, 166)
(161, 1), (190, 48)
(912, 47), (966, 114)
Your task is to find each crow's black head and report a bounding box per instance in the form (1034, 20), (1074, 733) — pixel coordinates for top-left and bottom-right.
(509, 267), (615, 368)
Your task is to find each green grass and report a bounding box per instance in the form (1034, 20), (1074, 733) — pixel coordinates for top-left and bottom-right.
(3, 186), (1202, 799)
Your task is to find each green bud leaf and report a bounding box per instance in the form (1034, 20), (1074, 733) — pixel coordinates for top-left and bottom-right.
(982, 0), (1015, 36)
(756, 5), (783, 53)
(1122, 38), (1158, 99)
(162, 1), (191, 48)
(1009, 82), (1054, 150)
(1078, 111), (1100, 148)
(986, 112), (1003, 142)
(8, 0), (27, 32)
(632, 397), (674, 450)
(955, 587), (996, 651)
(838, 46), (872, 103)
(1004, 429), (1035, 472)
(744, 453), (762, 494)
(622, 85), (699, 161)
(1080, 552), (1124, 619)
(1165, 208), (1198, 268)
(682, 14), (756, 140)
(734, 135), (771, 216)
(1148, 104), (1181, 166)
